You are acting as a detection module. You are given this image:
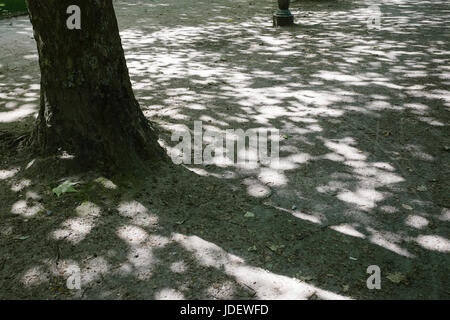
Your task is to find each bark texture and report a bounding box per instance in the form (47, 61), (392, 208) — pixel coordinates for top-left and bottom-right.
(26, 0), (165, 169)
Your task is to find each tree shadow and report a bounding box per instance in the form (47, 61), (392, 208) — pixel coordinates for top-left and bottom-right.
(0, 0), (449, 299)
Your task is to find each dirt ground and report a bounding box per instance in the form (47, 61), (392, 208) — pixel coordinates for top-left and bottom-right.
(0, 0), (449, 299)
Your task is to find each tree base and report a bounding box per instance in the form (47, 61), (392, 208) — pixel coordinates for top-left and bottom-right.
(273, 11), (295, 27)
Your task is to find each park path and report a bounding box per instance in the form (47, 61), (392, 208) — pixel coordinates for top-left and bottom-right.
(0, 0), (449, 299)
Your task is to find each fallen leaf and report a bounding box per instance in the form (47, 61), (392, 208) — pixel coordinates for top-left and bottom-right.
(402, 204), (413, 211)
(244, 211), (255, 218)
(52, 180), (78, 197)
(248, 245), (257, 252)
(417, 185), (427, 192)
(386, 272), (407, 284)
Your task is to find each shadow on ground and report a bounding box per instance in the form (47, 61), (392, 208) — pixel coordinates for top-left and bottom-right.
(0, 0), (449, 299)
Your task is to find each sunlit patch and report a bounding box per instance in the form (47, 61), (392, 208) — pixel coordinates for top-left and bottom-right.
(25, 159), (36, 170)
(94, 177), (118, 190)
(416, 235), (450, 253)
(337, 188), (384, 209)
(50, 259), (81, 284)
(26, 191), (41, 201)
(50, 204), (102, 243)
(21, 266), (49, 287)
(117, 225), (158, 279)
(403, 144), (434, 161)
(324, 139), (367, 161)
(418, 116), (445, 126)
(258, 168), (288, 187)
(0, 168), (20, 180)
(367, 228), (415, 258)
(242, 178), (271, 198)
(81, 257), (109, 286)
(173, 233), (349, 300)
(114, 262), (133, 277)
(439, 208), (450, 222)
(268, 159), (297, 171)
(118, 201), (158, 227)
(51, 217), (94, 243)
(76, 201), (101, 218)
(155, 288), (185, 300)
(372, 162), (395, 171)
(147, 234), (171, 248)
(206, 281), (236, 299)
(58, 151), (75, 160)
(330, 224), (365, 239)
(321, 152), (345, 162)
(272, 205), (323, 225)
(379, 205), (399, 214)
(11, 199), (43, 217)
(405, 215), (429, 229)
(170, 261), (187, 274)
(117, 225), (149, 245)
(10, 179), (32, 192)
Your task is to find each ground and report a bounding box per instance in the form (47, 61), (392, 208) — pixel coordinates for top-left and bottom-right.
(0, 0), (449, 299)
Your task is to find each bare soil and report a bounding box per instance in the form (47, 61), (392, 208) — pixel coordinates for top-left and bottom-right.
(0, 0), (449, 299)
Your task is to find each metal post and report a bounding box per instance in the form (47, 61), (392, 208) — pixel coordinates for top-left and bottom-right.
(273, 0), (294, 27)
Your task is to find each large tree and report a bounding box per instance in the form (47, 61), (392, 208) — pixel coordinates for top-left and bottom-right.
(25, 0), (165, 170)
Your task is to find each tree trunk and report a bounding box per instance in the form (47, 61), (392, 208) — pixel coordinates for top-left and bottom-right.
(26, 0), (165, 170)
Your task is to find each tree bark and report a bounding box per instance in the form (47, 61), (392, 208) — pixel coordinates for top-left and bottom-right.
(26, 0), (165, 170)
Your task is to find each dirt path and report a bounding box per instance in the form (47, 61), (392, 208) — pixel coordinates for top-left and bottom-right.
(0, 0), (449, 299)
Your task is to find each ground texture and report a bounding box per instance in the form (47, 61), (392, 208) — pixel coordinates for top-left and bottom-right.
(0, 0), (449, 299)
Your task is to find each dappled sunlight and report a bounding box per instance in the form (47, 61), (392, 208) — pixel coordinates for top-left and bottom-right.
(11, 199), (43, 218)
(330, 223), (366, 239)
(21, 265), (49, 287)
(118, 200), (159, 228)
(366, 227), (415, 258)
(405, 215), (429, 230)
(155, 288), (185, 300)
(0, 0), (448, 300)
(0, 16), (40, 124)
(117, 0), (449, 278)
(173, 233), (350, 300)
(415, 235), (450, 253)
(0, 168), (20, 180)
(10, 179), (32, 192)
(51, 202), (102, 244)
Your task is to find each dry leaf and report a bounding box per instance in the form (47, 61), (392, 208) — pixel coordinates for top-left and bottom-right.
(244, 211), (255, 218)
(417, 185), (427, 192)
(386, 272), (407, 284)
